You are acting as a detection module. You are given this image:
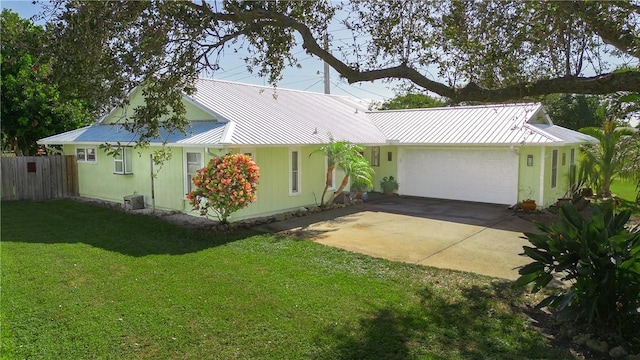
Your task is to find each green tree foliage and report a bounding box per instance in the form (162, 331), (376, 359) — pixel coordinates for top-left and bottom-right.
(579, 121), (640, 198)
(45, 1), (640, 142)
(187, 154), (260, 224)
(0, 10), (91, 155)
(378, 93), (446, 110)
(514, 203), (640, 334)
(543, 94), (605, 131)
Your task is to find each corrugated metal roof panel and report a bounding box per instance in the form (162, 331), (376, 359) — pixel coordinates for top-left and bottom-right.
(39, 81), (597, 148)
(368, 103), (594, 145)
(39, 121), (225, 145)
(75, 121), (224, 144)
(38, 126), (91, 144)
(190, 79), (387, 145)
(530, 124), (598, 144)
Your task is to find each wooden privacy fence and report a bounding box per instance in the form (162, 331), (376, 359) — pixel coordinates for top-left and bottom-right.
(1, 156), (78, 201)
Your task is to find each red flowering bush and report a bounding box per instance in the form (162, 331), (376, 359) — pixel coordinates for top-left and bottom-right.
(186, 153), (260, 224)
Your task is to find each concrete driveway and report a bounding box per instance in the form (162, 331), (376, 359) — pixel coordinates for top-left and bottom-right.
(254, 196), (536, 280)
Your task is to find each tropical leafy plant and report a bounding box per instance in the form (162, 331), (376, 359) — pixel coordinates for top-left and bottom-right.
(514, 202), (640, 333)
(380, 176), (399, 194)
(328, 150), (374, 205)
(187, 153), (260, 224)
(312, 139), (374, 206)
(579, 120), (640, 198)
(311, 138), (348, 206)
(350, 178), (371, 192)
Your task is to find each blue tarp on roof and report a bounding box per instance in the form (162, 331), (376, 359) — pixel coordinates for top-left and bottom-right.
(75, 121), (225, 143)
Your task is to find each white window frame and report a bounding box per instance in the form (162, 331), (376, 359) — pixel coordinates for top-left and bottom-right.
(551, 149), (558, 188)
(184, 151), (204, 196)
(76, 147), (97, 163)
(325, 156), (336, 190)
(289, 148), (301, 195)
(113, 147), (133, 175)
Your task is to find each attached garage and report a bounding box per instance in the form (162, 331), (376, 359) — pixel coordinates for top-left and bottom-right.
(398, 147), (519, 205)
(369, 103), (598, 208)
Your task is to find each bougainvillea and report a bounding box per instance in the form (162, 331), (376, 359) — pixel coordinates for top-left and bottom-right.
(186, 153), (260, 224)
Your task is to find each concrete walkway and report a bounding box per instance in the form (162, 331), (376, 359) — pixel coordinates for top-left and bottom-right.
(254, 196), (536, 280)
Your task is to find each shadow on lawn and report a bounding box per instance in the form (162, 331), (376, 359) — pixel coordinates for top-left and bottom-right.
(314, 282), (572, 360)
(1, 200), (255, 256)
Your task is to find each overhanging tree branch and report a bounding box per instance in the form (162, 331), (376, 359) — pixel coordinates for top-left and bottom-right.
(208, 7), (640, 103)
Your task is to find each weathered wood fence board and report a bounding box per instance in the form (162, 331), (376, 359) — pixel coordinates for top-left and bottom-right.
(1, 156), (78, 201)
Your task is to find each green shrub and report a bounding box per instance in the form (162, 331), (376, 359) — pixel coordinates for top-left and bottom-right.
(514, 202), (640, 332)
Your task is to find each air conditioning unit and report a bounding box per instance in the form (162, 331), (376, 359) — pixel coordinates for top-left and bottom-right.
(123, 194), (144, 210)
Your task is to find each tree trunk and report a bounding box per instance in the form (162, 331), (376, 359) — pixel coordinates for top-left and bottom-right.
(320, 165), (335, 206)
(327, 175), (349, 205)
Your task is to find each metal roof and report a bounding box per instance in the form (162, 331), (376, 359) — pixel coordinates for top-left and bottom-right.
(39, 126), (91, 145)
(39, 81), (597, 147)
(368, 103), (597, 145)
(188, 79), (387, 145)
(39, 122), (226, 146)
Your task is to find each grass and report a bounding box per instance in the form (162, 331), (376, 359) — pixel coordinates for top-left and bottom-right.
(610, 178), (640, 213)
(1, 200), (571, 359)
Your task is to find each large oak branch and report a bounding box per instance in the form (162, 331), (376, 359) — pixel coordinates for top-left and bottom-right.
(192, 4), (640, 103)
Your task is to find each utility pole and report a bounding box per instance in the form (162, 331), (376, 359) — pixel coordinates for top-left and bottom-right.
(323, 33), (330, 94)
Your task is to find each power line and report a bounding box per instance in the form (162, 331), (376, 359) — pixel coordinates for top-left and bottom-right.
(303, 79), (324, 91)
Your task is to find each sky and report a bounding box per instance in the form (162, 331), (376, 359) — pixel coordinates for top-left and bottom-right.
(1, 0), (399, 102)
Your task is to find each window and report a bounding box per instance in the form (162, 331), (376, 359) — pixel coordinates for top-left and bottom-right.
(290, 149), (300, 195)
(570, 149), (575, 165)
(551, 149), (558, 188)
(76, 147), (96, 163)
(371, 146), (380, 166)
(387, 151), (393, 162)
(325, 156), (336, 190)
(185, 152), (203, 195)
(243, 150), (255, 162)
(569, 148), (576, 181)
(561, 152), (566, 166)
(113, 147), (133, 174)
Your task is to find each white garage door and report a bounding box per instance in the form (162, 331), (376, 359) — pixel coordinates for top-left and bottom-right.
(398, 148), (519, 205)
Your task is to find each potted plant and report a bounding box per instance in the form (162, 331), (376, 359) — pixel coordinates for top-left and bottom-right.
(520, 187), (536, 211)
(350, 178), (371, 200)
(380, 176), (399, 195)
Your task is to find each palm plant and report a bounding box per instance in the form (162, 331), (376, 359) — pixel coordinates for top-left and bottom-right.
(327, 149), (374, 205)
(310, 138), (350, 206)
(311, 138), (374, 206)
(579, 120), (639, 198)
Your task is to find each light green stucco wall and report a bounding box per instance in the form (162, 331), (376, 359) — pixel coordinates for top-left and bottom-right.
(64, 144), (188, 211)
(517, 145), (581, 208)
(364, 146), (398, 193)
(65, 143), (351, 221)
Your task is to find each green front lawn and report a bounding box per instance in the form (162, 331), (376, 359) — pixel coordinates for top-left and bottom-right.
(611, 178), (640, 213)
(1, 200), (570, 359)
